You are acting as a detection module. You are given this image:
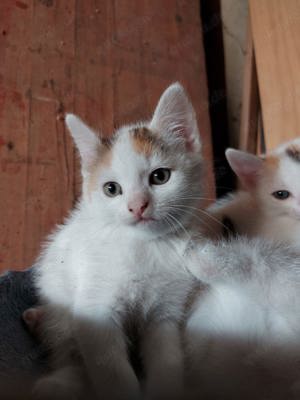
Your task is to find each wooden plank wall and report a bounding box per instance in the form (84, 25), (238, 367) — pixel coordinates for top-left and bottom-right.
(250, 0), (300, 151)
(0, 0), (213, 271)
(239, 23), (259, 154)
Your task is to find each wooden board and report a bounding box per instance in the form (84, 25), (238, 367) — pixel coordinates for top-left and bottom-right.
(239, 20), (259, 154)
(250, 0), (300, 151)
(0, 0), (213, 271)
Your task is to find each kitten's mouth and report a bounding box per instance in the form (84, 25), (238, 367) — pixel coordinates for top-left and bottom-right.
(128, 216), (156, 227)
(134, 216), (156, 225)
(138, 217), (155, 223)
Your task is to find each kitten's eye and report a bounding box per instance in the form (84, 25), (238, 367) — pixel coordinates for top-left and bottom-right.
(272, 190), (290, 200)
(149, 168), (171, 185)
(103, 182), (122, 197)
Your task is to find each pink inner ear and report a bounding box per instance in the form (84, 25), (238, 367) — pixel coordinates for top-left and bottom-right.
(239, 168), (260, 189)
(237, 159), (261, 190)
(234, 162), (262, 189)
(226, 149), (263, 190)
(179, 127), (194, 152)
(176, 125), (199, 152)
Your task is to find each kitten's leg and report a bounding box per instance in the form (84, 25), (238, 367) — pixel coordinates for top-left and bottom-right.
(141, 320), (184, 400)
(184, 290), (247, 400)
(74, 316), (141, 400)
(184, 309), (208, 395)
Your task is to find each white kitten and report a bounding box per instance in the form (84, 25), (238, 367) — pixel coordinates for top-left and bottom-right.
(33, 83), (203, 400)
(209, 139), (300, 247)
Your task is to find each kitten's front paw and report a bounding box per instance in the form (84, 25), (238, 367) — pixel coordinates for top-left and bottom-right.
(32, 376), (79, 400)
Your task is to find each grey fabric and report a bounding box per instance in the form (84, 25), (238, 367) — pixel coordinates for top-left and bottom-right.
(0, 268), (47, 377)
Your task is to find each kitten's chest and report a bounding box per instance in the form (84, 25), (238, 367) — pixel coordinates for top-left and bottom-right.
(97, 236), (191, 314)
(118, 239), (184, 286)
(95, 234), (186, 275)
(75, 230), (193, 323)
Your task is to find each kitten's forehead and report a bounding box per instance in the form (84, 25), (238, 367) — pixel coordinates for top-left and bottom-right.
(260, 142), (300, 194)
(130, 126), (165, 156)
(262, 139), (300, 174)
(277, 155), (300, 193)
(113, 124), (169, 161)
(109, 126), (162, 177)
(285, 144), (300, 163)
(277, 140), (300, 191)
(272, 138), (300, 160)
(263, 155), (279, 170)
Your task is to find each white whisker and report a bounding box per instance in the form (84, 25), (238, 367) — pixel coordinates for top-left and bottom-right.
(162, 204), (225, 237)
(166, 212), (191, 242)
(167, 204), (228, 231)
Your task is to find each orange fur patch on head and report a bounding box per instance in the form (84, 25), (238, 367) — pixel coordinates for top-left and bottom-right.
(131, 127), (156, 157)
(264, 155), (279, 171)
(286, 145), (300, 163)
(87, 143), (113, 196)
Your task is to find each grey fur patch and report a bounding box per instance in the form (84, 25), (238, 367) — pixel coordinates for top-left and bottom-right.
(286, 146), (300, 163)
(0, 267), (48, 378)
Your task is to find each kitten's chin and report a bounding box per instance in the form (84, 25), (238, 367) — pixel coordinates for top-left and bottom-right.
(125, 219), (174, 239)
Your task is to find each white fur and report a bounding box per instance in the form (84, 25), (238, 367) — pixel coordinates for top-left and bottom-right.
(185, 238), (300, 400)
(66, 114), (101, 173)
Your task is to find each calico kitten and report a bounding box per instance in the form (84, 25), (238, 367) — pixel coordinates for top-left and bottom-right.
(209, 139), (300, 246)
(33, 83), (203, 400)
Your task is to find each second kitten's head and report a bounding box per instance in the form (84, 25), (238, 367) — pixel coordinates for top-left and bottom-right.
(66, 83), (203, 238)
(226, 139), (300, 219)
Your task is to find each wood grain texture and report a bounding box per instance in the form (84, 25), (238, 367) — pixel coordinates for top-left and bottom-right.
(239, 20), (259, 154)
(250, 0), (300, 151)
(0, 0), (213, 271)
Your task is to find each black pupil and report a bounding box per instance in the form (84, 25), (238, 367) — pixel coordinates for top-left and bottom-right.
(154, 170), (166, 182)
(275, 191), (289, 199)
(108, 183), (116, 194)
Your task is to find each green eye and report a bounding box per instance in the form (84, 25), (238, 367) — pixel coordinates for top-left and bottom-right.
(103, 182), (122, 197)
(149, 168), (171, 185)
(272, 190), (290, 200)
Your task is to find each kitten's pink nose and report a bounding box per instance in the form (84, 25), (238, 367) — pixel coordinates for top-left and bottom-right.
(128, 197), (149, 218)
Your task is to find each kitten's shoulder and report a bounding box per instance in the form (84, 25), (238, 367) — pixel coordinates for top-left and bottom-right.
(209, 190), (254, 213)
(193, 191), (254, 240)
(207, 191), (258, 237)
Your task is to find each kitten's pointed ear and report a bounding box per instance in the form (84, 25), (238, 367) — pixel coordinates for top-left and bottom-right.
(226, 148), (263, 189)
(150, 82), (201, 153)
(66, 114), (101, 173)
